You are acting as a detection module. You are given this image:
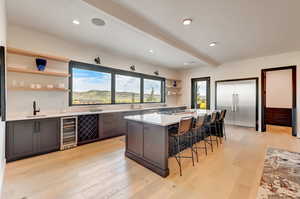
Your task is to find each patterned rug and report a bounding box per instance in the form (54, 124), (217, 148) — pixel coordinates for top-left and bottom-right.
(257, 148), (300, 199)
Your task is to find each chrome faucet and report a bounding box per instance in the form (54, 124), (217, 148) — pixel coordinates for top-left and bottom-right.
(33, 101), (40, 115)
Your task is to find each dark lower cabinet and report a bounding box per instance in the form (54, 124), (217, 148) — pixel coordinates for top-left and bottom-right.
(99, 112), (123, 139)
(99, 111), (141, 139)
(38, 118), (60, 153)
(6, 118), (60, 162)
(6, 120), (36, 161)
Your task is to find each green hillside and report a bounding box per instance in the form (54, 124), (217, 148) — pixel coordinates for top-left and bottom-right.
(73, 90), (161, 104)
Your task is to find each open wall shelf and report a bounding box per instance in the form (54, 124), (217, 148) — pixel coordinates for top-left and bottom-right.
(8, 67), (70, 77)
(7, 47), (70, 63)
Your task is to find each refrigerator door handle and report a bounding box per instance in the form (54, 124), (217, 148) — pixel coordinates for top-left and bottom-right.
(231, 93), (235, 111)
(235, 94), (238, 112)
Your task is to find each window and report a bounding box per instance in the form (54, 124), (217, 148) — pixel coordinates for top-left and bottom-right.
(191, 77), (210, 109)
(144, 79), (162, 103)
(71, 68), (111, 105)
(115, 74), (141, 103)
(69, 61), (165, 105)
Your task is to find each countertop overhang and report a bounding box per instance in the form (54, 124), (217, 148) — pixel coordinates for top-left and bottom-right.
(124, 109), (217, 126)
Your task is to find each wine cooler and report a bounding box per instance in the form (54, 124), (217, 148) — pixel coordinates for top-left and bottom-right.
(60, 116), (78, 150)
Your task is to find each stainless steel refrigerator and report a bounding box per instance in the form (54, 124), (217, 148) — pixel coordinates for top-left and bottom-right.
(216, 79), (256, 128)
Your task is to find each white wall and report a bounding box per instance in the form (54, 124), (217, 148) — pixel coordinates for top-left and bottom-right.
(0, 0), (5, 47)
(6, 25), (180, 116)
(266, 69), (292, 108)
(179, 51), (300, 135)
(0, 0), (6, 195)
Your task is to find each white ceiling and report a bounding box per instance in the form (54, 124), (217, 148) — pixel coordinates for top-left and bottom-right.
(7, 0), (300, 69)
(6, 0), (203, 69)
(110, 0), (300, 63)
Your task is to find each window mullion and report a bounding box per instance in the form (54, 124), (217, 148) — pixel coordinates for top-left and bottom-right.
(141, 77), (144, 103)
(111, 72), (116, 104)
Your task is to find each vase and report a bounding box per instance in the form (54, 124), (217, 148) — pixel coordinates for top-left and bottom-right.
(36, 58), (47, 71)
(173, 80), (177, 87)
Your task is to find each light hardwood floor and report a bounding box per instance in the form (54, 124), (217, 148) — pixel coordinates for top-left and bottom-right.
(266, 124), (292, 134)
(3, 126), (300, 199)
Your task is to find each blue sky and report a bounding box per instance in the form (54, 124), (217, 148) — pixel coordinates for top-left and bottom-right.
(197, 81), (207, 96)
(73, 68), (161, 94)
(73, 68), (111, 92)
(144, 79), (161, 95)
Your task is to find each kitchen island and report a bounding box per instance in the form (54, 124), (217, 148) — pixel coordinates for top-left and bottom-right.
(124, 109), (218, 177)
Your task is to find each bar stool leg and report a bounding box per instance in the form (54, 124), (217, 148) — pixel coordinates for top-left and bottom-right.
(223, 121), (227, 140)
(177, 136), (182, 176)
(194, 130), (199, 162)
(216, 124), (219, 147)
(209, 134), (214, 152)
(202, 130), (208, 156)
(210, 124), (218, 148)
(190, 134), (195, 166)
(218, 122), (222, 144)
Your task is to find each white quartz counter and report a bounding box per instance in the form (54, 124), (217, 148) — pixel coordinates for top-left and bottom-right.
(6, 106), (186, 121)
(124, 109), (217, 126)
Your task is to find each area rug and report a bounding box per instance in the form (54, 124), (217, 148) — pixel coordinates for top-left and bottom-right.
(257, 148), (300, 199)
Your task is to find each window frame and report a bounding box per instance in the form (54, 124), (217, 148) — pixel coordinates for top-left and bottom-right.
(0, 46), (6, 121)
(69, 61), (165, 106)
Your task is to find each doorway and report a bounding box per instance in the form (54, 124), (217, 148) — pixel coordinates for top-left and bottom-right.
(191, 77), (210, 109)
(261, 66), (297, 136)
(215, 78), (259, 131)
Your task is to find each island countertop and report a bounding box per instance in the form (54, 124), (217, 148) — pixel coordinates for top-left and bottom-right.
(124, 109), (217, 126)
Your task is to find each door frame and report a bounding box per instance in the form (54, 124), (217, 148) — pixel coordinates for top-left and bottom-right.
(215, 77), (259, 131)
(0, 46), (6, 121)
(191, 77), (211, 109)
(261, 65), (297, 136)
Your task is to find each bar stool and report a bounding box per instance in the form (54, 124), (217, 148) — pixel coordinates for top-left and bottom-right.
(169, 116), (194, 176)
(192, 114), (209, 160)
(208, 112), (220, 150)
(217, 110), (227, 142)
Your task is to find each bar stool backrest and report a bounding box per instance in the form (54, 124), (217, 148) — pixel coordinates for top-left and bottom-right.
(220, 110), (227, 121)
(194, 114), (207, 129)
(177, 117), (193, 136)
(210, 112), (218, 123)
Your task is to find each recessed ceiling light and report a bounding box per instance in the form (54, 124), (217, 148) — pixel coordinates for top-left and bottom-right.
(182, 18), (192, 25)
(91, 18), (106, 26)
(72, 20), (80, 25)
(149, 49), (154, 54)
(209, 42), (217, 47)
